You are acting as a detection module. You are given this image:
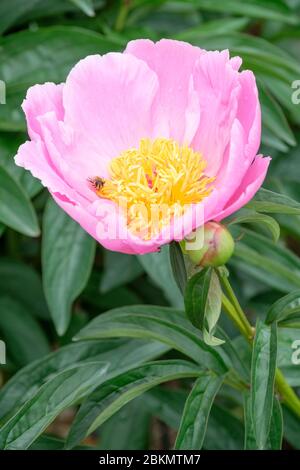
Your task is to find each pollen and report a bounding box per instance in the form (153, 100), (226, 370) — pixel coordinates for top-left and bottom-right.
(92, 138), (214, 239)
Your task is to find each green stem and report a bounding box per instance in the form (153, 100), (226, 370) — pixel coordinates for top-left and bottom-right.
(221, 294), (249, 339)
(275, 369), (300, 418)
(220, 274), (254, 340)
(115, 0), (130, 32)
(220, 271), (300, 419)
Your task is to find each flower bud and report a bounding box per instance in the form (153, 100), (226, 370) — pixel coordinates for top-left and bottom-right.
(181, 221), (234, 267)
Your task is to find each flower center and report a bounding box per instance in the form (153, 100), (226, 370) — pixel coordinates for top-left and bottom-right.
(90, 138), (214, 239)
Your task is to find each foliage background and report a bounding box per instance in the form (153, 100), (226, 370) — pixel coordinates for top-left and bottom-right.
(0, 0), (300, 450)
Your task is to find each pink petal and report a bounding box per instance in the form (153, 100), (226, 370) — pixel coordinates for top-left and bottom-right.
(22, 83), (64, 141)
(63, 53), (160, 165)
(14, 140), (85, 205)
(126, 39), (203, 144)
(37, 111), (105, 201)
(191, 50), (241, 176)
(214, 155), (271, 221)
(236, 70), (261, 162)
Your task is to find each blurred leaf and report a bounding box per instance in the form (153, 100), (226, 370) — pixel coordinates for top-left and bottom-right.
(0, 166), (39, 236)
(247, 188), (300, 215)
(169, 241), (187, 295)
(129, 0), (201, 35)
(0, 27), (122, 131)
(0, 259), (49, 319)
(0, 134), (41, 198)
(266, 290), (300, 325)
(277, 328), (300, 387)
(0, 362), (109, 449)
(283, 405), (300, 449)
(145, 387), (187, 430)
(145, 386), (244, 449)
(277, 313), (300, 329)
(42, 198), (96, 335)
(29, 435), (91, 450)
(0, 297), (50, 367)
(66, 360), (203, 448)
(193, 0), (298, 24)
(99, 398), (151, 450)
(231, 229), (300, 292)
(68, 0), (95, 16)
(0, 0), (42, 34)
(250, 320), (277, 449)
(204, 404), (244, 450)
(227, 208), (280, 242)
(0, 338), (167, 424)
(74, 305), (228, 374)
(100, 251), (143, 293)
(176, 17), (250, 40)
(138, 245), (183, 307)
(259, 85), (296, 148)
(0, 0), (104, 34)
(175, 374), (224, 450)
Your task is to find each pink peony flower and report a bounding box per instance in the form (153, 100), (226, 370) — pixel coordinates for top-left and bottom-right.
(15, 39), (270, 254)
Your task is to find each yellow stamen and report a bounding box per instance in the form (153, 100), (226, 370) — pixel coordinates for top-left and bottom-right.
(94, 138), (214, 239)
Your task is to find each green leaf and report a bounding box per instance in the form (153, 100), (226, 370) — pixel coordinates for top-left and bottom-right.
(283, 405), (300, 449)
(42, 198), (96, 335)
(74, 305), (228, 374)
(66, 360), (204, 448)
(0, 259), (49, 319)
(0, 338), (167, 424)
(99, 398), (151, 450)
(145, 387), (187, 430)
(277, 328), (300, 387)
(175, 374), (224, 450)
(0, 166), (39, 237)
(247, 188), (300, 215)
(0, 0), (42, 34)
(138, 244), (183, 307)
(231, 229), (300, 293)
(268, 397), (283, 450)
(244, 393), (283, 450)
(227, 208), (280, 242)
(250, 320), (277, 449)
(259, 85), (296, 148)
(192, 0), (298, 24)
(0, 27), (122, 131)
(100, 251), (143, 293)
(0, 0), (104, 33)
(184, 268), (212, 329)
(0, 297), (50, 367)
(184, 269), (224, 345)
(266, 291), (300, 325)
(146, 387), (244, 450)
(0, 133), (41, 198)
(29, 435), (91, 450)
(204, 404), (244, 450)
(169, 241), (187, 295)
(0, 362), (109, 450)
(176, 17), (250, 41)
(68, 0), (95, 16)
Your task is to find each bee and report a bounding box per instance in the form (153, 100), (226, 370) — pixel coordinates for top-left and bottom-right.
(88, 176), (105, 192)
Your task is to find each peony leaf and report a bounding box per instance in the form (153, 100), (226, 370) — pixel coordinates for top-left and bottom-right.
(42, 198), (96, 335)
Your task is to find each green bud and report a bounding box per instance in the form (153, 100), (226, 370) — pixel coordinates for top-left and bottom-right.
(181, 221), (234, 267)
